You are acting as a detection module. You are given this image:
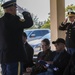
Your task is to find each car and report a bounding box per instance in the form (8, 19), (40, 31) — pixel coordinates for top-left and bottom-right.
(28, 33), (51, 55)
(24, 29), (50, 41)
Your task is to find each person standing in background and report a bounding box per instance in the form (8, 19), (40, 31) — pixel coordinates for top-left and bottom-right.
(0, 1), (33, 75)
(59, 11), (75, 55)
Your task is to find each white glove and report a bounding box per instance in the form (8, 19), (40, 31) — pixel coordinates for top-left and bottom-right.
(17, 5), (27, 13)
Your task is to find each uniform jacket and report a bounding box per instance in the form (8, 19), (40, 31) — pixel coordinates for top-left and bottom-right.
(59, 22), (75, 48)
(0, 12), (33, 63)
(52, 50), (71, 75)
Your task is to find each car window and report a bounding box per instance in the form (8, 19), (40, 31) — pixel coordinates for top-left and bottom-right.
(25, 30), (32, 36)
(41, 30), (49, 36)
(30, 30), (49, 37)
(30, 30), (41, 37)
(42, 33), (51, 39)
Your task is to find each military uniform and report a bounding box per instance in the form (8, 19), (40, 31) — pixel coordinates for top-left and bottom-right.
(59, 12), (75, 54)
(0, 1), (33, 75)
(0, 8), (33, 64)
(59, 22), (75, 48)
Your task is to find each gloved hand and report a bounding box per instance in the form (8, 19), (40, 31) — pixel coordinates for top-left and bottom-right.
(17, 5), (27, 13)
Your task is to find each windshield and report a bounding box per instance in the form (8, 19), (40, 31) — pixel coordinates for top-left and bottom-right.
(25, 30), (32, 36)
(41, 33), (51, 39)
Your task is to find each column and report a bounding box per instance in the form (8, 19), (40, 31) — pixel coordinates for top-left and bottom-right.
(50, 0), (65, 50)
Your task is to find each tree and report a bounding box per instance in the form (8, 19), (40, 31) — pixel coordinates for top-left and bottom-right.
(0, 3), (4, 17)
(41, 13), (50, 29)
(31, 13), (44, 29)
(65, 4), (75, 17)
(65, 4), (75, 12)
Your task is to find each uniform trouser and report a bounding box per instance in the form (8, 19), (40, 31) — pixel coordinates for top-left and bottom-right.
(1, 62), (24, 75)
(67, 48), (75, 55)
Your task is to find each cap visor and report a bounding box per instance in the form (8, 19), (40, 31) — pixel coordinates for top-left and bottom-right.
(68, 14), (75, 17)
(52, 41), (56, 44)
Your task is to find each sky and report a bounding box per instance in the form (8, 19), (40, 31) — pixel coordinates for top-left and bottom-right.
(17, 0), (50, 21)
(6, 0), (75, 21)
(17, 0), (75, 21)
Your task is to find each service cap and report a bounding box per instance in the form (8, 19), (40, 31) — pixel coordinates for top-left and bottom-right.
(1, 1), (16, 9)
(67, 12), (75, 17)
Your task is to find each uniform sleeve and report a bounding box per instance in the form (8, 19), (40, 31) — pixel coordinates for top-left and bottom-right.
(59, 22), (69, 30)
(19, 11), (33, 28)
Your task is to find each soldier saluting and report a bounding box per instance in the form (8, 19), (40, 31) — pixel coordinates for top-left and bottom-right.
(59, 11), (75, 55)
(0, 1), (33, 75)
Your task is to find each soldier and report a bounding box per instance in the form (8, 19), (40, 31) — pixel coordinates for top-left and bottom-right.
(59, 11), (75, 55)
(0, 1), (33, 75)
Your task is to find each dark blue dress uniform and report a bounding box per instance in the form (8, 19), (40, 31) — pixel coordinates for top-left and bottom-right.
(59, 12), (75, 54)
(59, 22), (75, 48)
(0, 1), (33, 75)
